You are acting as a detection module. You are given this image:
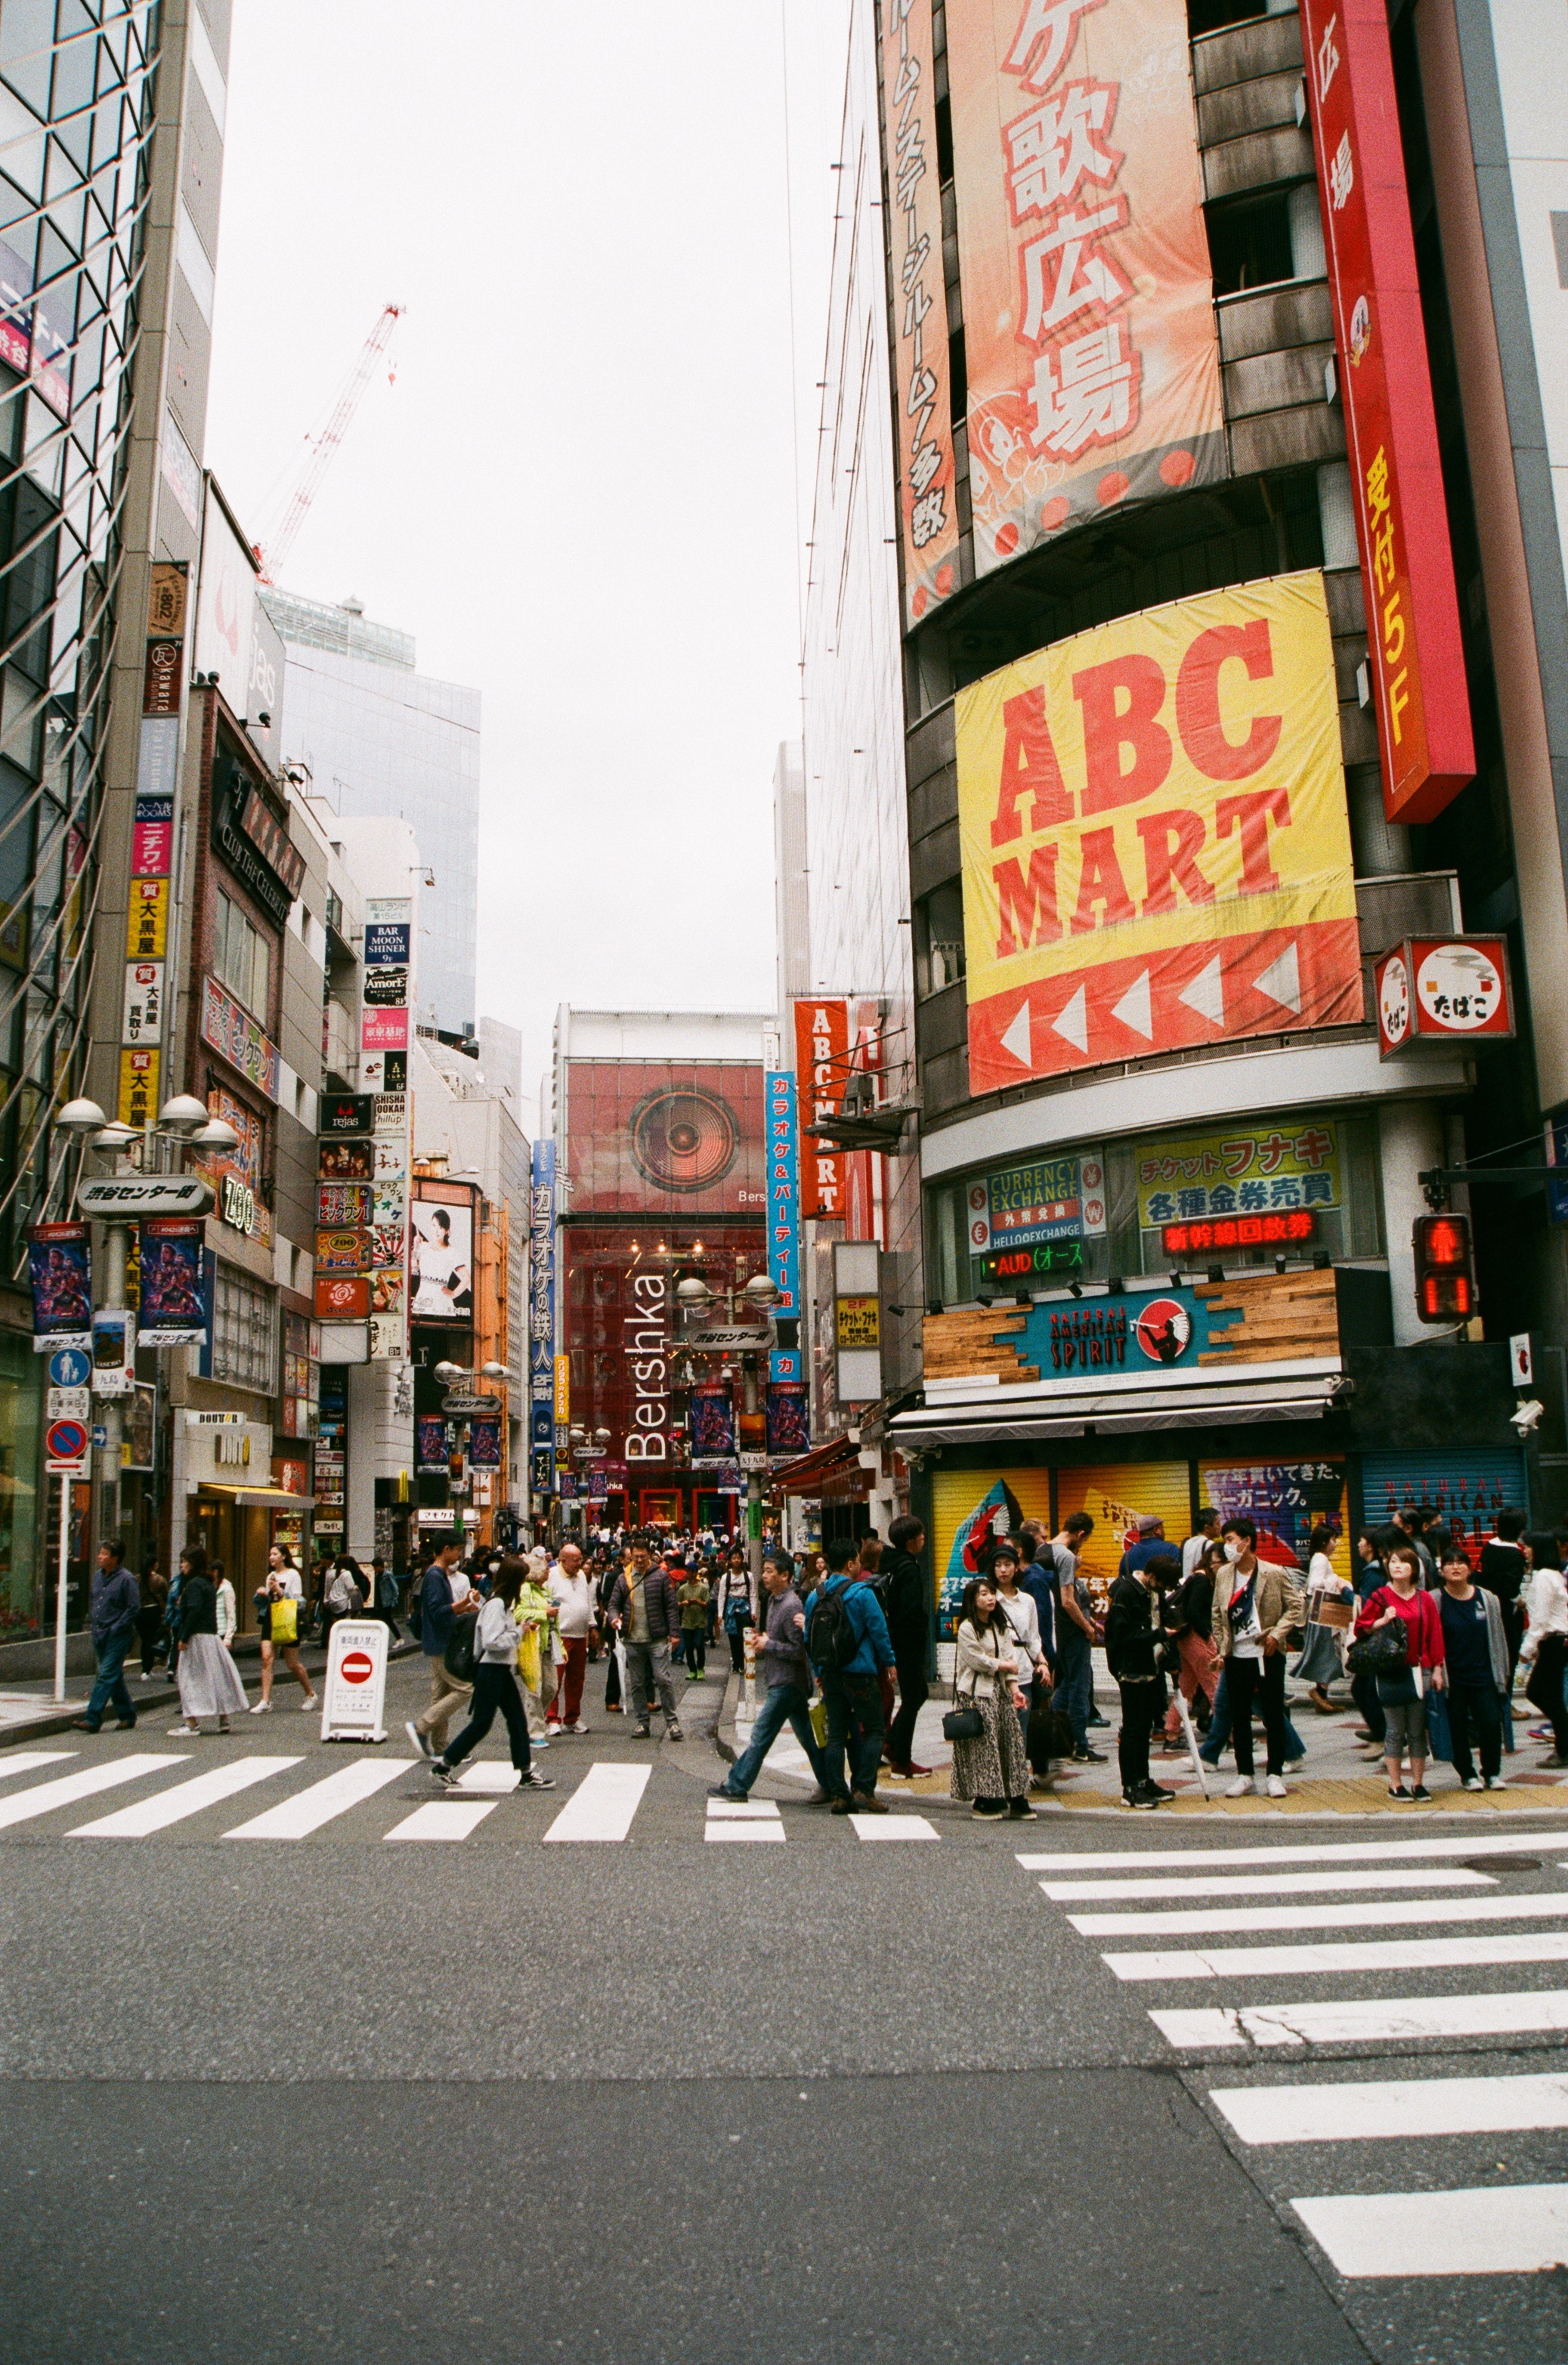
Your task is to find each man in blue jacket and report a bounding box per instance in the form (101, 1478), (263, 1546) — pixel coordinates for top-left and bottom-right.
(806, 1537), (895, 1815)
(73, 1537), (140, 1733)
(405, 1533), (474, 1760)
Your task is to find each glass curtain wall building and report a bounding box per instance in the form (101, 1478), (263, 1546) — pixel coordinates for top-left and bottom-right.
(0, 2), (160, 1638)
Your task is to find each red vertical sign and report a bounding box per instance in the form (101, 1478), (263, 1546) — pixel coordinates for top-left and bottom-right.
(1297, 0), (1472, 825)
(793, 999), (849, 1220)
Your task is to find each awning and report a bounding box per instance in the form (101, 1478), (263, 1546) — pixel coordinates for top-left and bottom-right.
(769, 1436), (874, 1500)
(195, 1483), (319, 1509)
(889, 1372), (1345, 1447)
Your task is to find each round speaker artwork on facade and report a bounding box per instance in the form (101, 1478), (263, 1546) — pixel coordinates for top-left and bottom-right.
(627, 1087), (740, 1195)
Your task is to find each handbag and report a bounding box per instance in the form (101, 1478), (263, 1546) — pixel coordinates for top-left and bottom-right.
(942, 1652), (985, 1742)
(1291, 1623), (1343, 1686)
(1345, 1618), (1408, 1677)
(1026, 1694), (1075, 1771)
(269, 1595), (298, 1646)
(444, 1611), (478, 1684)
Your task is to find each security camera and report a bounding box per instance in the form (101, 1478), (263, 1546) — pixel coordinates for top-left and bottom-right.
(1510, 1397), (1545, 1435)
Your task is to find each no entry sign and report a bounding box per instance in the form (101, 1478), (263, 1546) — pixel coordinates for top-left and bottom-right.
(320, 1618), (389, 1743)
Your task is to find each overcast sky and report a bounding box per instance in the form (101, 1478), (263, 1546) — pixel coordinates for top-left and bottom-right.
(206, 0), (849, 1129)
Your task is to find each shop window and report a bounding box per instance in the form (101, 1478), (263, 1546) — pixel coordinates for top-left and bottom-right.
(211, 1264), (276, 1394)
(914, 879), (966, 999)
(1133, 1111), (1383, 1272)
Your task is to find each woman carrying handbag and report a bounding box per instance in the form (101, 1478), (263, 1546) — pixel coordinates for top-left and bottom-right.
(249, 1543), (318, 1715)
(945, 1577), (1035, 1822)
(1352, 1541), (1444, 1800)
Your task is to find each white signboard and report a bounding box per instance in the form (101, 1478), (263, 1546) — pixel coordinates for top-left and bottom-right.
(320, 1618), (389, 1744)
(122, 958), (165, 1046)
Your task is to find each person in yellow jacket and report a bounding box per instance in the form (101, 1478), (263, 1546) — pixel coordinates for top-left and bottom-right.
(513, 1551), (557, 1742)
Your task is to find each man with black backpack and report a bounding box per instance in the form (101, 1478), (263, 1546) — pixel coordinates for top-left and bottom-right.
(806, 1537), (895, 1815)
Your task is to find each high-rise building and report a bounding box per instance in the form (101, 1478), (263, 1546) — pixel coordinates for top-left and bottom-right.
(0, 2), (242, 1640)
(263, 586), (480, 1040)
(793, 0), (1568, 1606)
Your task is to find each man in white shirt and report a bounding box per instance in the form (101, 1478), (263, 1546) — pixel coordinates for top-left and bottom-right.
(546, 1541), (595, 1733)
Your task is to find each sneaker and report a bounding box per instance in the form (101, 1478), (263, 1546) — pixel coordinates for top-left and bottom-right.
(630, 1725), (651, 1739)
(849, 1791), (889, 1815)
(1144, 1780), (1177, 1803)
(544, 1720), (561, 1734)
(687, 1670), (706, 1682)
(520, 1767), (555, 1790)
(665, 1724), (685, 1743)
(885, 1761), (914, 1779)
(1461, 1776), (1485, 1792)
(1070, 1747), (1107, 1764)
(1409, 1782), (1433, 1802)
(709, 1783), (747, 1801)
(249, 1700), (271, 1715)
(299, 1695), (318, 1712)
(167, 1724), (200, 1737)
(970, 1801), (1007, 1819)
(1529, 1725), (1554, 1742)
(1007, 1798), (1037, 1819)
(905, 1760), (932, 1776)
(803, 1788), (836, 1807)
(430, 1761), (456, 1786)
(1387, 1784), (1412, 1800)
(1225, 1776), (1257, 1798)
(1125, 1788), (1159, 1810)
(405, 1722), (433, 1761)
(1266, 1775), (1288, 1798)
(1539, 1753), (1568, 1770)
(1282, 1758), (1307, 1775)
(1484, 1774), (1508, 1789)
(570, 1722), (589, 1735)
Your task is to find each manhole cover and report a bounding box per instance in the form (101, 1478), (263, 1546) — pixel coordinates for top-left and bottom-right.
(1461, 1855), (1542, 1873)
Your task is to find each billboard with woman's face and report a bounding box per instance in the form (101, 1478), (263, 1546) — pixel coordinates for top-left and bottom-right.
(410, 1198), (473, 1323)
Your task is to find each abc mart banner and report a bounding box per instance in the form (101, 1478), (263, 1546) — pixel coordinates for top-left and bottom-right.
(957, 568), (1360, 1089)
(945, 0), (1224, 572)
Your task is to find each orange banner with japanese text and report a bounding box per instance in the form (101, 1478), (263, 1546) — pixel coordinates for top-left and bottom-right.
(945, 0), (1223, 571)
(957, 569), (1361, 1090)
(881, 0), (960, 626)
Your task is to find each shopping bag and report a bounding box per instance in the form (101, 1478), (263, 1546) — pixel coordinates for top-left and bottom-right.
(269, 1596), (298, 1646)
(808, 1697), (827, 1749)
(1424, 1684), (1454, 1766)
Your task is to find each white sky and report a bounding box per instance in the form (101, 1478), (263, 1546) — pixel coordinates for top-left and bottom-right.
(206, 0), (850, 1130)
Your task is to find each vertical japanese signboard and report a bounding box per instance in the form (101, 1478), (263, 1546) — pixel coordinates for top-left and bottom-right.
(957, 570), (1360, 1088)
(765, 1069), (801, 1382)
(120, 564), (186, 1124)
(881, 0), (960, 623)
(945, 0), (1223, 572)
(792, 999), (849, 1219)
(1297, 0), (1472, 824)
(362, 898), (413, 1359)
(528, 1141), (557, 1486)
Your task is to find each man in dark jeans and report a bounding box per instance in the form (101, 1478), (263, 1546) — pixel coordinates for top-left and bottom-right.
(1049, 1513), (1104, 1762)
(807, 1538), (894, 1814)
(883, 1514), (931, 1776)
(73, 1538), (141, 1733)
(710, 1554), (832, 1801)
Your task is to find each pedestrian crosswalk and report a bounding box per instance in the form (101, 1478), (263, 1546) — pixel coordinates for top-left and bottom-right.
(1014, 1821), (1568, 2287)
(0, 1745), (953, 1847)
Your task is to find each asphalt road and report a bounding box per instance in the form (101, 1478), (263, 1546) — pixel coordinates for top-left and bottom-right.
(2, 1651), (1567, 2364)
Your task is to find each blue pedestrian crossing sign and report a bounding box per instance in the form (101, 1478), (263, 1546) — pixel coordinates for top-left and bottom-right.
(48, 1346), (91, 1387)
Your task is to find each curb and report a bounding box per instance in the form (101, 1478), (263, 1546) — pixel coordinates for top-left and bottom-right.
(713, 1668), (746, 1764)
(0, 1634), (428, 1749)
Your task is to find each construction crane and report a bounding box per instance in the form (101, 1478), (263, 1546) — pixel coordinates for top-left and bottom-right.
(255, 302), (404, 583)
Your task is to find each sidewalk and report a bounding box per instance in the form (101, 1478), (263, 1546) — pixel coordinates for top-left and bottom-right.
(716, 1655), (1568, 1819)
(0, 1634), (421, 1745)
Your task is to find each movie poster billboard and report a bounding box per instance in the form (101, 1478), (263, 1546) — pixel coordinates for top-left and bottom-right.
(27, 1221), (91, 1352)
(410, 1198), (473, 1322)
(136, 1217), (209, 1346)
(688, 1384), (738, 1464)
(765, 1383), (811, 1458)
(945, 0), (1224, 571)
(958, 570), (1360, 1088)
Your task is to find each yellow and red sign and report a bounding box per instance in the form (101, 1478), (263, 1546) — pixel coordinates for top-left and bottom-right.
(958, 570), (1361, 1090)
(945, 0), (1224, 570)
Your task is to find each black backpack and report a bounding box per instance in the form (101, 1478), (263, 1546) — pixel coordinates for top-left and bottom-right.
(806, 1584), (860, 1675)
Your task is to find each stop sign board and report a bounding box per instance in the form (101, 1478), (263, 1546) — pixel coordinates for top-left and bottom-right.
(45, 1417), (89, 1473)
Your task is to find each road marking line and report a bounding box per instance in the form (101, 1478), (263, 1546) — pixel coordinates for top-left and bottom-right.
(707, 1800), (781, 1819)
(385, 1800), (497, 1841)
(541, 1762), (651, 1843)
(1070, 1892), (1568, 1938)
(0, 1754), (186, 1831)
(1212, 2071), (1568, 2145)
(1041, 1869), (1492, 1903)
(1155, 1988), (1568, 2051)
(1291, 2186), (1568, 2277)
(704, 1822), (785, 1843)
(0, 1752), (75, 1782)
(69, 1757), (299, 1835)
(1018, 1834), (1559, 1872)
(851, 1814), (939, 1841)
(1104, 1931), (1568, 1980)
(224, 1758), (410, 1838)
(453, 1764), (520, 1792)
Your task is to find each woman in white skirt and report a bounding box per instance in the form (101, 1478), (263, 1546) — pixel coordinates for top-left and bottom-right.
(948, 1576), (1035, 1822)
(169, 1549), (249, 1735)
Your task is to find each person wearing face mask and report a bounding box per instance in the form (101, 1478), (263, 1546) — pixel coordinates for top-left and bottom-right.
(1208, 1516), (1304, 1798)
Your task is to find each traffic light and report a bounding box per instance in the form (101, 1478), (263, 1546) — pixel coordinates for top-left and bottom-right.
(1412, 1212), (1477, 1322)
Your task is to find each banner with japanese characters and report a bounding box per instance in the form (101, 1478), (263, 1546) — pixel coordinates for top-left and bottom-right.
(880, 0), (960, 623)
(957, 569), (1361, 1087)
(945, 0), (1223, 570)
(1136, 1120), (1343, 1233)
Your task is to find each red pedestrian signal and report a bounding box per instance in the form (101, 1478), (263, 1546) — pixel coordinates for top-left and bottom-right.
(1412, 1213), (1477, 1322)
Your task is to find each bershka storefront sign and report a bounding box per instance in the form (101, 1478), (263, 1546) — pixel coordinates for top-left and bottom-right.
(623, 1270), (669, 1464)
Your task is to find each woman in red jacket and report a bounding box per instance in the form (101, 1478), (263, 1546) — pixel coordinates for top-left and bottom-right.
(1354, 1541), (1446, 1801)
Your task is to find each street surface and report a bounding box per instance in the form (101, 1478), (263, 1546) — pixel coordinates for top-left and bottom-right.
(3, 1652), (1568, 2363)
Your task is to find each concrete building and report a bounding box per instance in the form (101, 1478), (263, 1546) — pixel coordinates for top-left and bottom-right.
(262, 587), (481, 1042)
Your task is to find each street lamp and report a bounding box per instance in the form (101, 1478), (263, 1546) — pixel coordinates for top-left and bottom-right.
(157, 1093), (211, 1135)
(478, 1360), (509, 1382)
(55, 1096), (108, 1134)
(741, 1272), (781, 1309)
(190, 1118), (242, 1153)
(433, 1360), (466, 1387)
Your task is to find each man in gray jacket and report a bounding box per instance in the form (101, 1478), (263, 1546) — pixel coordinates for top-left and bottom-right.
(608, 1535), (685, 1742)
(73, 1538), (141, 1733)
(710, 1553), (832, 1801)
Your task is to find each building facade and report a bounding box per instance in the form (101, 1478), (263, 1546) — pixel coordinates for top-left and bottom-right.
(792, 0), (1568, 1605)
(262, 587), (481, 1042)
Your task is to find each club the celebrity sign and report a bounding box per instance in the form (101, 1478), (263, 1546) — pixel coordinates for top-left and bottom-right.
(957, 569), (1360, 1088)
